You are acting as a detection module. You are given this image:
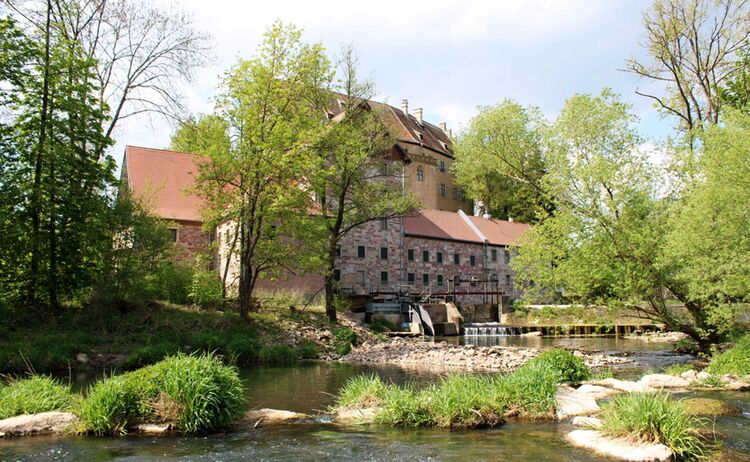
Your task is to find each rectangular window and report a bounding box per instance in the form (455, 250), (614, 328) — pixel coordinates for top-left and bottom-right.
(381, 271), (389, 283)
(439, 161), (446, 172)
(224, 229), (229, 244)
(356, 271), (365, 284)
(470, 255), (476, 267)
(454, 253), (460, 265)
(380, 218), (388, 231)
(334, 269), (341, 281)
(491, 248), (497, 262)
(505, 274), (511, 285)
(439, 183), (446, 196)
(357, 245), (365, 259)
(505, 249), (511, 264)
(423, 250), (429, 262)
(437, 274), (444, 286)
(423, 273), (430, 286)
(335, 245), (341, 257)
(380, 247), (388, 260)
(452, 187), (458, 200)
(169, 228), (178, 242)
(437, 252), (443, 263)
(408, 249), (415, 261)
(407, 273), (415, 284)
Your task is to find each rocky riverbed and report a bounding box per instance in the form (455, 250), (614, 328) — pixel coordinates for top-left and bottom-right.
(341, 337), (635, 371)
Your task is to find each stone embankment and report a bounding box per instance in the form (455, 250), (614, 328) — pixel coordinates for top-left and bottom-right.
(342, 338), (630, 372)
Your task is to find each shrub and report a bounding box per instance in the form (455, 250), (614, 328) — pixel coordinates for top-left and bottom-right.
(122, 343), (179, 370)
(0, 376), (74, 419)
(79, 353), (244, 435)
(675, 337), (700, 355)
(531, 349), (591, 382)
(224, 334), (262, 363)
(706, 334), (750, 376)
(258, 345), (297, 363)
(147, 262), (193, 304)
(295, 340), (319, 359)
(189, 270), (224, 308)
(370, 318), (398, 333)
(599, 392), (707, 460)
(334, 327), (358, 356)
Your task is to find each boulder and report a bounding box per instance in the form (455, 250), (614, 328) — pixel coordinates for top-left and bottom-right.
(555, 385), (601, 420)
(575, 384), (620, 399)
(681, 398), (742, 416)
(75, 353), (89, 364)
(244, 409), (310, 427)
(571, 416), (602, 428)
(132, 423), (173, 434)
(591, 378), (652, 393)
(680, 370), (697, 381)
(696, 371), (711, 381)
(638, 374), (690, 389)
(521, 331), (542, 337)
(0, 412), (79, 437)
(333, 407), (378, 424)
(566, 430), (673, 462)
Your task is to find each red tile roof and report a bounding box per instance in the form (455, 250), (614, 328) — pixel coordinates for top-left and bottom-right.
(403, 209), (529, 246)
(123, 145), (208, 222)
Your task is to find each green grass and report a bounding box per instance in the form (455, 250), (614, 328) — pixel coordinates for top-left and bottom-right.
(0, 299), (327, 374)
(599, 392), (708, 460)
(79, 352), (245, 435)
(370, 318), (398, 333)
(0, 375), (75, 419)
(531, 349), (591, 382)
(333, 349), (585, 428)
(333, 327), (358, 356)
(664, 363), (694, 376)
(691, 374), (725, 388)
(705, 334), (750, 376)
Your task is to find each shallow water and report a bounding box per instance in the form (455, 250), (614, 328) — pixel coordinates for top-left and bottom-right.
(1, 339), (748, 462)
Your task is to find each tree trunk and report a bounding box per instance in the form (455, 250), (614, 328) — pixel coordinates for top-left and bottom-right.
(238, 248), (253, 321)
(28, 0), (53, 306)
(324, 242), (337, 323)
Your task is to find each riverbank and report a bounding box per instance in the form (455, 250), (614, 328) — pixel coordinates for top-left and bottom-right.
(0, 299), (380, 374)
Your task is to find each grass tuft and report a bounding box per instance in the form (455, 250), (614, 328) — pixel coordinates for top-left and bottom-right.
(599, 391), (708, 460)
(0, 375), (74, 419)
(532, 349), (591, 382)
(664, 363), (693, 376)
(705, 334), (750, 376)
(79, 352), (244, 435)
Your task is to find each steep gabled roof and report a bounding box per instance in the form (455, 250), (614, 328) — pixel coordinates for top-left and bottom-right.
(403, 209), (529, 246)
(122, 145), (208, 222)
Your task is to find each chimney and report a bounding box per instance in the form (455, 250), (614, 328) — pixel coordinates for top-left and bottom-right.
(439, 122), (447, 132)
(401, 99), (408, 115)
(413, 107), (423, 124)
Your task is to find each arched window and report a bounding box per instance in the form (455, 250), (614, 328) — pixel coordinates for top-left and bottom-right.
(416, 167), (424, 182)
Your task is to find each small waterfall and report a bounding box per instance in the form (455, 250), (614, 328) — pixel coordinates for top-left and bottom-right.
(464, 323), (522, 336)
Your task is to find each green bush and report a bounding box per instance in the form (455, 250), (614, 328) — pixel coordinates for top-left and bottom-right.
(295, 340), (319, 359)
(370, 318), (398, 333)
(224, 334), (262, 363)
(334, 327), (357, 356)
(706, 334), (750, 376)
(79, 353), (244, 435)
(600, 392), (708, 460)
(0, 376), (74, 419)
(259, 345), (297, 363)
(122, 343), (179, 370)
(189, 270), (224, 308)
(531, 349), (591, 382)
(147, 262), (193, 304)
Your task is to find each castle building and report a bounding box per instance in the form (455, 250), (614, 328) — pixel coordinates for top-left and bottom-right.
(121, 98), (529, 305)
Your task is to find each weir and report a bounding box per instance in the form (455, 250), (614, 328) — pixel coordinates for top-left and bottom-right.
(463, 322), (662, 337)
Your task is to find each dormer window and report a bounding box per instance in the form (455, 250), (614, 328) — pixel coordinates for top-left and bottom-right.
(415, 131), (423, 141)
(439, 141), (449, 150)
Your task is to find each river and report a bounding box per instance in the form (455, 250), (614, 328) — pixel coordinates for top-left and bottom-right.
(1, 337), (748, 461)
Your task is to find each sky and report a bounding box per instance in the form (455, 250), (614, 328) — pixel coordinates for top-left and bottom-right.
(114, 0), (675, 164)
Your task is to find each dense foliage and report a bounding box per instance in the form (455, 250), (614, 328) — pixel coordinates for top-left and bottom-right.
(706, 334), (750, 376)
(0, 376), (74, 419)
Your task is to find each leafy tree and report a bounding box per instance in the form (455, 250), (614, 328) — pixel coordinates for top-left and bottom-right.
(720, 44), (750, 112)
(452, 100), (549, 223)
(663, 109), (750, 337)
(307, 47), (418, 322)
(627, 0), (750, 138)
(194, 22), (331, 320)
(512, 89), (728, 347)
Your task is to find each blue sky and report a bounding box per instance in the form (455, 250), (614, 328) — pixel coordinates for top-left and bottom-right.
(116, 0), (674, 162)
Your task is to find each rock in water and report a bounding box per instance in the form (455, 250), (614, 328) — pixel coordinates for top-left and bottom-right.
(566, 429), (673, 462)
(681, 398), (742, 416)
(0, 412), (79, 437)
(555, 386), (601, 420)
(244, 409), (310, 427)
(638, 374), (690, 389)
